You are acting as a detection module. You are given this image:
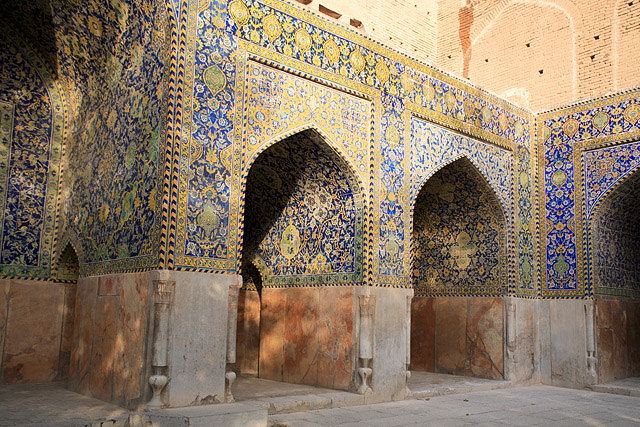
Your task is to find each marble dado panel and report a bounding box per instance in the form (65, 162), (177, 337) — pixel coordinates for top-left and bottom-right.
(411, 296), (504, 380)
(259, 286), (354, 390)
(596, 298), (640, 383)
(0, 280), (68, 383)
(68, 273), (150, 409)
(231, 289), (261, 376)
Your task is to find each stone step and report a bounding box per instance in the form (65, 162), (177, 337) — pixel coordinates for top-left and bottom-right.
(240, 391), (366, 415)
(139, 403), (268, 427)
(410, 379), (512, 399)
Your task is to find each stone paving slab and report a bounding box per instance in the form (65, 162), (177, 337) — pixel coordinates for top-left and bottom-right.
(268, 385), (640, 426)
(0, 382), (128, 427)
(589, 377), (640, 398)
(408, 371), (511, 399)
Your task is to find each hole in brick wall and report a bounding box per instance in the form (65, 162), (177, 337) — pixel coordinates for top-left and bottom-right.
(594, 35), (600, 40)
(526, 43), (530, 47)
(448, 55), (452, 59)
(319, 4), (341, 19)
(591, 54), (596, 61)
(350, 18), (363, 29)
(629, 1), (634, 6)
(485, 58), (488, 62)
(295, 0), (312, 4)
(539, 69), (544, 74)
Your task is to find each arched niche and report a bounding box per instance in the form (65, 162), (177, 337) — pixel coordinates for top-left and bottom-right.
(410, 157), (506, 380)
(233, 128), (364, 393)
(589, 166), (640, 383)
(56, 243), (80, 283)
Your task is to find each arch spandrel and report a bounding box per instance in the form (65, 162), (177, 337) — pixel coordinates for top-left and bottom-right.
(240, 129), (365, 287)
(410, 117), (512, 220)
(584, 140), (640, 221)
(242, 61), (371, 185)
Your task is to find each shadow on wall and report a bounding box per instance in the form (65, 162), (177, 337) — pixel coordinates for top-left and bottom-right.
(591, 168), (640, 382)
(410, 157), (506, 380)
(238, 129), (359, 391)
(0, 1), (58, 77)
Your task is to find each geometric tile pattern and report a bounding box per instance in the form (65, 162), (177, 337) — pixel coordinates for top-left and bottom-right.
(177, 0), (237, 267)
(231, 0), (531, 148)
(375, 94), (406, 282)
(515, 146), (535, 295)
(584, 140), (640, 220)
(6, 0), (638, 302)
(410, 118), (512, 218)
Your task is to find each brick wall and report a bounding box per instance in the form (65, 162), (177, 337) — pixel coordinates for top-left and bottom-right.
(436, 0), (640, 111)
(293, 0), (438, 61)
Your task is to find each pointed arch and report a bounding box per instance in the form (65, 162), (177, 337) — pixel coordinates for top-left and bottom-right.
(587, 159), (640, 222)
(239, 126), (366, 287)
(410, 154), (509, 224)
(410, 156), (508, 297)
(588, 164), (640, 297)
(241, 123), (367, 199)
(54, 233), (83, 282)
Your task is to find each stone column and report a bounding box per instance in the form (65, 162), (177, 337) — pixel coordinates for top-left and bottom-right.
(358, 294), (375, 394)
(505, 297), (516, 381)
(404, 292), (413, 395)
(585, 300), (597, 384)
(225, 277), (243, 402)
(146, 279), (175, 410)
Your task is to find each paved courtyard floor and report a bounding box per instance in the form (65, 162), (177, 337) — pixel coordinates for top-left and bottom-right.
(269, 385), (640, 426)
(1, 378), (640, 426)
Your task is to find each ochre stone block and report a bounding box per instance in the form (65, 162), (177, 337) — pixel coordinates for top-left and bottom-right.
(0, 280), (10, 375)
(284, 287), (319, 386)
(69, 279), (98, 394)
(113, 273), (149, 404)
(410, 297), (435, 371)
(627, 302), (640, 377)
(467, 297), (503, 379)
(90, 295), (118, 401)
(59, 283), (77, 380)
(435, 297), (467, 375)
(241, 290), (261, 376)
(598, 326), (615, 383)
(2, 281), (64, 383)
(99, 275), (121, 296)
(260, 288), (285, 381)
(317, 287), (353, 390)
